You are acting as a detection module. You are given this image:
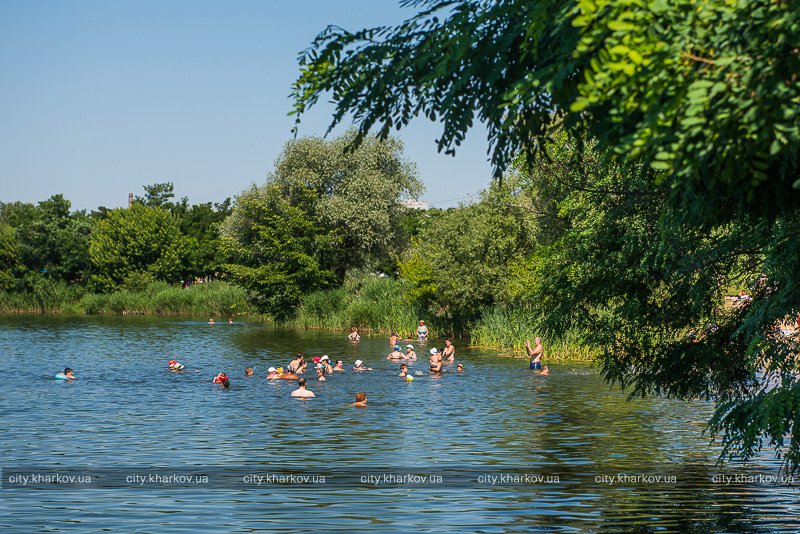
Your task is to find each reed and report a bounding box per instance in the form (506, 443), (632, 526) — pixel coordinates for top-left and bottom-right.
(0, 281), (252, 317)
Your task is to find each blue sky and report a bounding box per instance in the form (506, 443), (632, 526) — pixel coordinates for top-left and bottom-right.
(0, 0), (494, 211)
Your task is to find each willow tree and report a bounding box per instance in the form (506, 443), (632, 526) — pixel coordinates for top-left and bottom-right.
(291, 0), (800, 470)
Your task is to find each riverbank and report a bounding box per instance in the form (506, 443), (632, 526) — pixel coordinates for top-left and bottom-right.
(0, 281), (254, 317)
(0, 277), (596, 359)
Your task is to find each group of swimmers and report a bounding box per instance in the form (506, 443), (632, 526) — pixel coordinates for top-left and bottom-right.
(55, 321), (548, 398)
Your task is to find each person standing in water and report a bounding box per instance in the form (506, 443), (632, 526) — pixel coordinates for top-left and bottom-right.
(352, 392), (367, 407)
(349, 327), (361, 341)
(526, 337), (544, 370)
(417, 320), (429, 341)
(291, 377), (315, 398)
(442, 339), (455, 362)
(429, 348), (443, 373)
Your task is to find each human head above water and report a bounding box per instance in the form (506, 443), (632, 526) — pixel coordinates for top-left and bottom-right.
(355, 392), (366, 402)
(298, 377), (307, 387)
(221, 378), (230, 388)
(64, 367), (73, 375)
(245, 367), (253, 376)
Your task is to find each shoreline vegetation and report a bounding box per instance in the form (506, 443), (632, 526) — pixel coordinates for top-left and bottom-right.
(0, 276), (596, 360)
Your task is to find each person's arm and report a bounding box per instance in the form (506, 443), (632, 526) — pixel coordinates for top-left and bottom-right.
(524, 341), (534, 358)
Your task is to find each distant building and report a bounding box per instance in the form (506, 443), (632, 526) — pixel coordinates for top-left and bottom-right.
(402, 199), (430, 210)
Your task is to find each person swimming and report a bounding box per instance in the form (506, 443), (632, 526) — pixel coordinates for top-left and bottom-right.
(387, 345), (403, 360)
(55, 367), (76, 380)
(266, 367), (281, 380)
(316, 365), (327, 381)
(320, 355), (333, 374)
(168, 359), (185, 371)
(456, 363), (464, 373)
(208, 318), (215, 325)
(287, 354), (306, 374)
(333, 360), (345, 372)
(245, 367), (254, 377)
(399, 363), (408, 377)
(352, 392), (367, 407)
(540, 365), (550, 376)
(213, 372), (229, 384)
(405, 345), (417, 361)
(353, 359), (373, 371)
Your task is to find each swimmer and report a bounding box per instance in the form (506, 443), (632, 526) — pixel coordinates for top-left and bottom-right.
(213, 372), (229, 384)
(399, 363), (408, 378)
(389, 331), (401, 347)
(168, 359), (185, 371)
(540, 365), (549, 376)
(456, 363), (464, 373)
(245, 367), (254, 377)
(316, 365), (327, 381)
(429, 348), (443, 373)
(220, 377), (230, 388)
(442, 339), (455, 362)
(349, 326), (361, 342)
(266, 367), (281, 379)
(525, 337), (543, 370)
(333, 360), (345, 372)
(291, 377), (315, 398)
(228, 317), (234, 324)
(287, 354), (306, 375)
(208, 318), (215, 325)
(55, 367), (76, 380)
(405, 344), (417, 361)
(417, 320), (428, 340)
(387, 345), (403, 360)
(352, 392), (367, 407)
(320, 355), (333, 374)
(353, 359), (373, 371)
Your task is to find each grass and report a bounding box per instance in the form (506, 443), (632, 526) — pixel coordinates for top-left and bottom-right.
(289, 275), (421, 336)
(469, 306), (598, 360)
(0, 280), (253, 317)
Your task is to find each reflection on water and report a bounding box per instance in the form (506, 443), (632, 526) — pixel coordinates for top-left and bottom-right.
(1, 315), (799, 532)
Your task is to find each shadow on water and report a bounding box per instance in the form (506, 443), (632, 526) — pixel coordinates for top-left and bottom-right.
(1, 315), (799, 532)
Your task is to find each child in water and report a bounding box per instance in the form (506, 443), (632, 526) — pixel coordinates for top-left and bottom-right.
(245, 367), (254, 377)
(55, 368), (76, 380)
(352, 392), (367, 407)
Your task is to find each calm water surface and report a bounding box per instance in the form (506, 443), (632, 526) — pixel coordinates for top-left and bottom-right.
(1, 315), (799, 533)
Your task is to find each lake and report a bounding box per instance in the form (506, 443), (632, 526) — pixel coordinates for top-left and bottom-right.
(1, 315), (798, 532)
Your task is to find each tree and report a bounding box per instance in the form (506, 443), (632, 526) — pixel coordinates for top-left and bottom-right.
(1, 195), (91, 284)
(400, 180), (536, 328)
(0, 222), (19, 290)
(292, 1), (800, 470)
(135, 182), (176, 209)
(221, 131), (422, 319)
(89, 204), (186, 292)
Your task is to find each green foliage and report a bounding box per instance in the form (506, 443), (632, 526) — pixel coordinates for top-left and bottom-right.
(291, 0), (800, 471)
(75, 281), (251, 316)
(290, 274), (419, 335)
(399, 181), (536, 327)
(89, 204), (186, 292)
(221, 131), (422, 320)
(292, 0), (800, 213)
(1, 195), (92, 283)
(0, 222), (20, 291)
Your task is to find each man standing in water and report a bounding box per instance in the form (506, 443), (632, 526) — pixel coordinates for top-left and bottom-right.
(291, 377), (315, 398)
(526, 337), (544, 370)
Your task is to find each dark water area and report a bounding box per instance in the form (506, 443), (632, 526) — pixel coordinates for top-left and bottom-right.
(1, 315), (799, 532)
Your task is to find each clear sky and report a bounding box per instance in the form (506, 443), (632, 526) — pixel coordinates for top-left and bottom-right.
(0, 0), (494, 211)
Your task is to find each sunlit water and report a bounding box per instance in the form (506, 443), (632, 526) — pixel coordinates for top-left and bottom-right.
(1, 315), (799, 532)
